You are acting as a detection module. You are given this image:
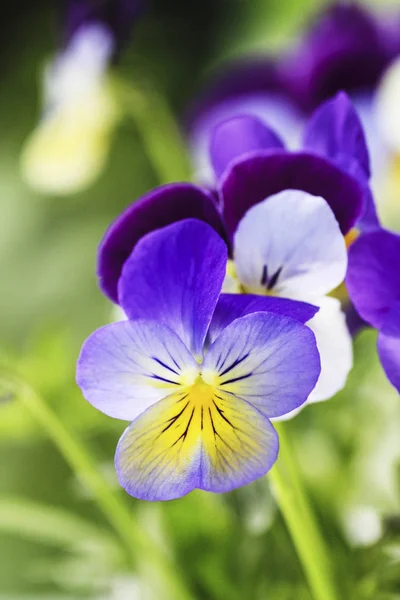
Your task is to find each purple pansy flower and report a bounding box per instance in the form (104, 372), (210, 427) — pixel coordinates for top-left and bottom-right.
(77, 220), (321, 500)
(188, 3), (400, 191)
(346, 229), (400, 393)
(98, 95), (362, 410)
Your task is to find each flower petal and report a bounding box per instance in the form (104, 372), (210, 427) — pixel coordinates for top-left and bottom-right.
(280, 3), (389, 112)
(210, 115), (284, 179)
(115, 385), (278, 500)
(346, 230), (400, 329)
(208, 293), (318, 344)
(98, 183), (228, 303)
(377, 301), (400, 393)
(76, 320), (198, 421)
(307, 297), (353, 403)
(202, 311), (320, 418)
(233, 191), (347, 301)
(119, 219), (228, 359)
(221, 150), (364, 237)
(303, 92), (370, 178)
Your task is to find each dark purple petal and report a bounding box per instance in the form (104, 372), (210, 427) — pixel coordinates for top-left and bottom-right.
(64, 0), (144, 49)
(334, 155), (380, 232)
(221, 150), (364, 237)
(346, 230), (400, 329)
(210, 115), (284, 179)
(208, 293), (318, 344)
(280, 4), (392, 112)
(303, 92), (370, 178)
(344, 301), (369, 338)
(118, 219), (227, 358)
(377, 301), (400, 393)
(98, 183), (228, 303)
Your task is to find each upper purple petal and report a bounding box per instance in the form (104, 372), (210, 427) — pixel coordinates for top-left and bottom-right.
(346, 229), (400, 329)
(303, 92), (370, 178)
(98, 183), (228, 303)
(210, 115), (284, 179)
(118, 219), (228, 358)
(280, 3), (392, 112)
(377, 301), (400, 393)
(207, 293), (318, 345)
(220, 150), (364, 237)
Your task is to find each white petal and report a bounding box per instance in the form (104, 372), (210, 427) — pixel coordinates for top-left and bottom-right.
(307, 297), (353, 403)
(233, 190), (347, 301)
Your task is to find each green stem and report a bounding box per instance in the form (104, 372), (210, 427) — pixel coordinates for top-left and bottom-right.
(5, 375), (192, 600)
(113, 77), (192, 185)
(269, 423), (338, 600)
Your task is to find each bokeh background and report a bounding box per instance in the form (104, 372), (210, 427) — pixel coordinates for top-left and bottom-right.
(1, 0), (400, 598)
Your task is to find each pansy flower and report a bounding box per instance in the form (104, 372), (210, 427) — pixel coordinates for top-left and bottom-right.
(77, 219), (321, 500)
(188, 3), (400, 194)
(346, 229), (400, 393)
(98, 95), (371, 409)
(21, 0), (142, 195)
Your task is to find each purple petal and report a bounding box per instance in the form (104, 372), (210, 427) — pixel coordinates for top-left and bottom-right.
(346, 230), (400, 329)
(221, 150), (364, 237)
(210, 115), (284, 179)
(208, 294), (318, 344)
(203, 311), (321, 418)
(76, 320), (198, 421)
(303, 92), (370, 178)
(334, 156), (380, 232)
(280, 4), (391, 112)
(118, 219), (227, 359)
(377, 301), (400, 393)
(98, 183), (228, 303)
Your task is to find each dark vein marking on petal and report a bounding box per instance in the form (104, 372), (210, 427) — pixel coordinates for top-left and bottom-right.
(219, 372), (253, 386)
(219, 352), (250, 377)
(151, 356), (180, 376)
(261, 264), (268, 286)
(267, 266), (282, 290)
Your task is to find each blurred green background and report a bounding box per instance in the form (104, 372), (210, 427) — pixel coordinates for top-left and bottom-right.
(1, 0), (400, 598)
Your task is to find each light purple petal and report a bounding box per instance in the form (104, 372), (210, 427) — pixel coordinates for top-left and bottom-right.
(98, 183), (228, 303)
(208, 294), (318, 344)
(202, 311), (321, 418)
(377, 301), (400, 393)
(303, 92), (370, 178)
(220, 150), (364, 237)
(115, 385), (279, 500)
(118, 219), (227, 359)
(346, 230), (400, 329)
(210, 115), (284, 179)
(76, 320), (198, 421)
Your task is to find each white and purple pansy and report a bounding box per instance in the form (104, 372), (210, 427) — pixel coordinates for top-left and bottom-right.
(77, 220), (321, 500)
(346, 229), (400, 393)
(98, 95), (370, 410)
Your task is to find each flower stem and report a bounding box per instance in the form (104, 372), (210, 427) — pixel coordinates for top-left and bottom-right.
(5, 374), (192, 600)
(269, 423), (338, 600)
(113, 77), (192, 185)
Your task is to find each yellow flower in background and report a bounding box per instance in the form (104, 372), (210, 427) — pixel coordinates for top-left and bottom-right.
(21, 24), (120, 195)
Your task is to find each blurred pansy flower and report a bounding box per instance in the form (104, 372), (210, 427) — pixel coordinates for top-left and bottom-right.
(188, 2), (400, 192)
(77, 219), (321, 500)
(21, 0), (142, 195)
(98, 94), (374, 408)
(347, 228), (400, 393)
